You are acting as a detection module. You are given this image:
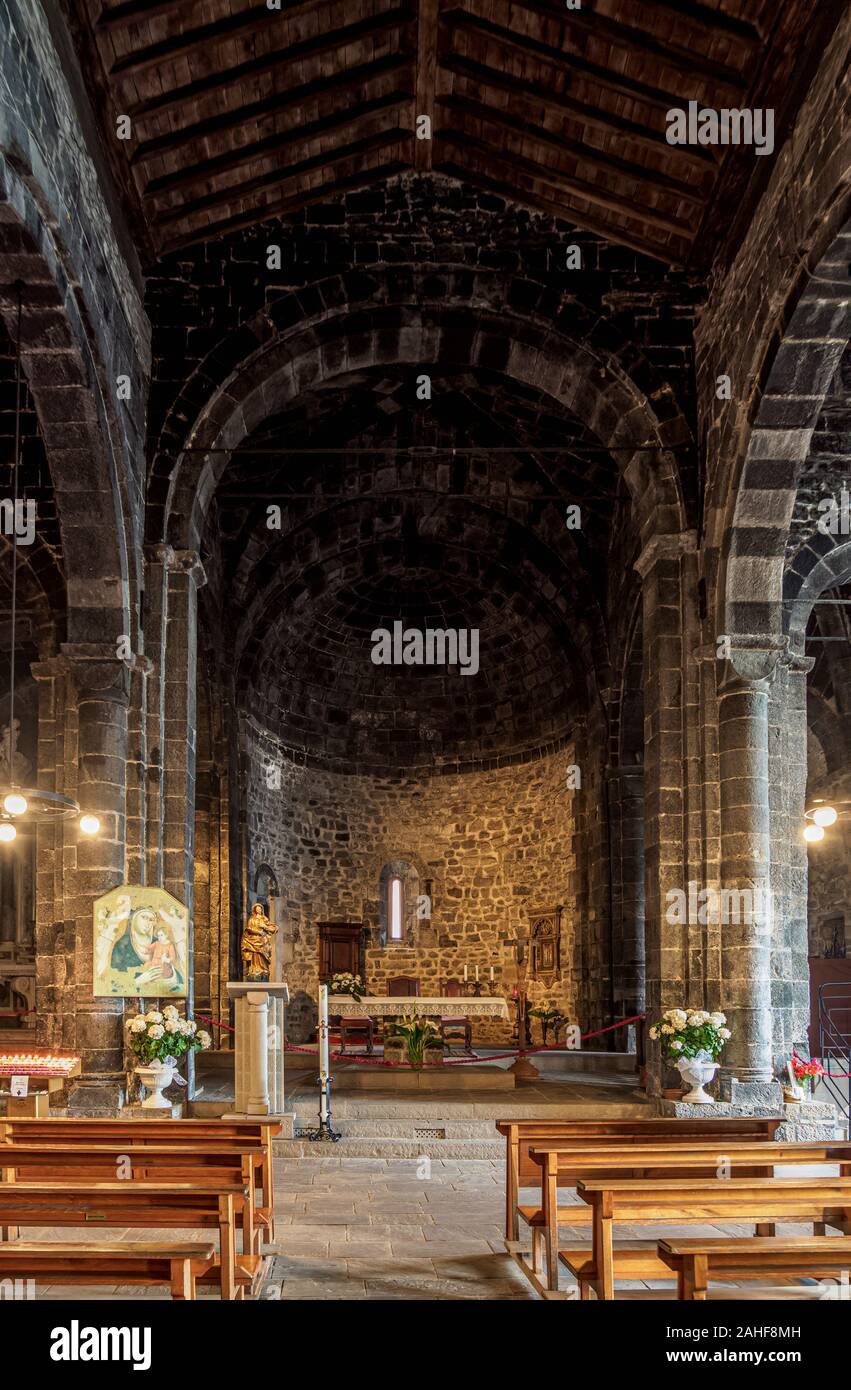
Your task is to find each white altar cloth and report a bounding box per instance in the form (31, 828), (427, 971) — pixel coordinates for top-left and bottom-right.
(328, 995), (509, 1019)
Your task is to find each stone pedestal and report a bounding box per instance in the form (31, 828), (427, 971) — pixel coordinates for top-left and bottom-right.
(226, 981), (293, 1132)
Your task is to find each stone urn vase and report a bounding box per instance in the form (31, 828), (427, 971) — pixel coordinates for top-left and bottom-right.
(675, 1050), (718, 1104)
(135, 1062), (175, 1110)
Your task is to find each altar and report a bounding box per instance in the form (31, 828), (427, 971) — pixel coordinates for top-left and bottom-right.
(327, 995), (510, 1019)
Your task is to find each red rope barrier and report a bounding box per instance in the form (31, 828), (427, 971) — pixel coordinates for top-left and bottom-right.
(195, 1008), (644, 1067)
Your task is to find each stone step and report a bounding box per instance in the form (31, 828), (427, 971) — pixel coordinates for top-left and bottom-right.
(277, 1135), (505, 1159)
(282, 1115), (500, 1139)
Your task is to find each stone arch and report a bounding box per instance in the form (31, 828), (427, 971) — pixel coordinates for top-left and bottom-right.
(148, 269), (691, 554)
(787, 537), (851, 638)
(0, 158), (132, 642)
(724, 216), (851, 659)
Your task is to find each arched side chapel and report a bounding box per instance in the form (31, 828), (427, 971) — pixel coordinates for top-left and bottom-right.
(0, 0), (848, 1129)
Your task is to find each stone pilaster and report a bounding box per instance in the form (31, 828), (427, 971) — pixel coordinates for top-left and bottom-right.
(606, 765), (646, 1025)
(61, 642), (131, 1112)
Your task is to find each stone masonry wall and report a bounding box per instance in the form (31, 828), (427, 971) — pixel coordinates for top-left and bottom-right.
(244, 721), (578, 1046)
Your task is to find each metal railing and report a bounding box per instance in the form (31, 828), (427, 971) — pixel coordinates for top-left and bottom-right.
(817, 982), (851, 1130)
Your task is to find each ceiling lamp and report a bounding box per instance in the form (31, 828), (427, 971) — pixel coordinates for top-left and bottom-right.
(804, 823), (825, 843)
(812, 805), (838, 827)
(0, 284), (95, 842)
(79, 815), (100, 836)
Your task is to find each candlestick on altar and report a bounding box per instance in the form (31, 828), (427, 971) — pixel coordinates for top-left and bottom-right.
(463, 964), (468, 981)
(475, 964), (479, 982)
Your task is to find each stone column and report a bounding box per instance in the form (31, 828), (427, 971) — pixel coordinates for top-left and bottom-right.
(717, 650), (777, 1090)
(634, 531), (697, 1089)
(606, 765), (646, 1026)
(62, 643), (131, 1112)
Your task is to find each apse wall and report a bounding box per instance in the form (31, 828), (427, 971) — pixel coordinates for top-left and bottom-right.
(245, 724), (578, 1044)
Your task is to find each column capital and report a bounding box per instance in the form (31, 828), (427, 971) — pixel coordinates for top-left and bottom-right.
(145, 544), (207, 588)
(57, 643), (132, 703)
(634, 529), (697, 580)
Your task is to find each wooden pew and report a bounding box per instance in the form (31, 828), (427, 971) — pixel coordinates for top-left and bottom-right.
(575, 1176), (851, 1300)
(0, 1240), (217, 1300)
(0, 1144), (267, 1256)
(0, 1181), (251, 1300)
(657, 1235), (851, 1300)
(496, 1116), (783, 1243)
(530, 1140), (851, 1294)
(0, 1118), (281, 1210)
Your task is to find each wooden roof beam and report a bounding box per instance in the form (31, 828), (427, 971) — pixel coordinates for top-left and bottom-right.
(441, 53), (716, 172)
(438, 130), (695, 238)
(434, 159), (687, 265)
(414, 0), (440, 171)
(152, 127), (411, 229)
(130, 54), (412, 166)
(159, 159), (410, 255)
(106, 0), (327, 82)
(481, 0), (751, 90)
(126, 7), (416, 121)
(445, 10), (720, 111)
(438, 93), (706, 205)
(143, 91), (412, 198)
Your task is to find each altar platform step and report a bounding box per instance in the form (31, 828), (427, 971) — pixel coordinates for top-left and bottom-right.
(280, 1135), (506, 1158)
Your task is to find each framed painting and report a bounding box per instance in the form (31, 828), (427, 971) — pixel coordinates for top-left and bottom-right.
(93, 885), (189, 998)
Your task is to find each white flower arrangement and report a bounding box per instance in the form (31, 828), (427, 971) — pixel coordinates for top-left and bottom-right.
(330, 972), (365, 1000)
(648, 1008), (731, 1062)
(126, 1007), (212, 1066)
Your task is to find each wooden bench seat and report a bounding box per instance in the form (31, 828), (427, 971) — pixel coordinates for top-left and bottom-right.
(496, 1116), (783, 1243)
(0, 1240), (217, 1299)
(576, 1177), (851, 1300)
(0, 1143), (270, 1252)
(559, 1242), (671, 1299)
(0, 1118), (281, 1210)
(522, 1140), (851, 1295)
(658, 1235), (851, 1301)
(0, 1180), (248, 1299)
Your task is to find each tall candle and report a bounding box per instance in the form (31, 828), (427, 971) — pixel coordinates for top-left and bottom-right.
(318, 985), (330, 1078)
(475, 965), (479, 982)
(490, 967), (494, 981)
(463, 964), (468, 981)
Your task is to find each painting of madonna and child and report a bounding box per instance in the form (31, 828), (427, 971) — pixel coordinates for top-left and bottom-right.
(93, 885), (189, 997)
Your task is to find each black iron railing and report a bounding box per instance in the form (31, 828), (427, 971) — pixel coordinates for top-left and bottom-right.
(818, 982), (851, 1131)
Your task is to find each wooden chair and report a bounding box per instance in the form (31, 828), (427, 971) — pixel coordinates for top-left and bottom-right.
(439, 978), (472, 1052)
(337, 1015), (374, 1054)
(388, 976), (420, 997)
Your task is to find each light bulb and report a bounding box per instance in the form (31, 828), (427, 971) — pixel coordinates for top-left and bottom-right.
(804, 823), (825, 843)
(812, 806), (837, 827)
(79, 814), (100, 836)
(3, 792), (27, 816)
(0, 823), (17, 842)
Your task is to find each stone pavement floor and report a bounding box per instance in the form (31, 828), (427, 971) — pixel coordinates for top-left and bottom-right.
(16, 1157), (838, 1300)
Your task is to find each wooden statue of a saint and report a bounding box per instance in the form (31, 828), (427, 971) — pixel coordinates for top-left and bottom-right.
(241, 902), (277, 982)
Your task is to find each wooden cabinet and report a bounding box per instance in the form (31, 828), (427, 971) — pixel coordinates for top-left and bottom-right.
(318, 922), (365, 984)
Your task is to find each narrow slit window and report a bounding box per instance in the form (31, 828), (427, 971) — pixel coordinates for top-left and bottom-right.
(389, 876), (403, 941)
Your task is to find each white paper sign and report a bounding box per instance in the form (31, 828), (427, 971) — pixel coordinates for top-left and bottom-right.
(10, 1075), (28, 1098)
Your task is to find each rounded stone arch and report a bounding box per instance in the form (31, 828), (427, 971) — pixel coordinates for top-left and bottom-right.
(806, 691), (848, 781)
(0, 160), (133, 643)
(723, 214), (851, 658)
(786, 537), (851, 639)
(148, 269), (691, 554)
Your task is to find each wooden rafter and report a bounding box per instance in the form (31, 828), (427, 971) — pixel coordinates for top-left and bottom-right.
(130, 54), (412, 167)
(437, 93), (705, 205)
(414, 0), (440, 171)
(476, 0), (751, 91)
(441, 53), (717, 172)
(105, 0), (325, 78)
(152, 128), (411, 230)
(437, 130), (694, 239)
(124, 8), (417, 121)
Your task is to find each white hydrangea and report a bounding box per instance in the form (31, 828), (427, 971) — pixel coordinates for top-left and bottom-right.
(147, 1024), (164, 1039)
(648, 1026), (659, 1040)
(670, 1039), (683, 1051)
(144, 1010), (163, 1024)
(719, 1027), (731, 1040)
(128, 1017), (147, 1034)
(197, 1030), (212, 1049)
(163, 1005), (180, 1020)
(660, 1024), (674, 1035)
(710, 1012), (727, 1027)
(164, 1019), (180, 1033)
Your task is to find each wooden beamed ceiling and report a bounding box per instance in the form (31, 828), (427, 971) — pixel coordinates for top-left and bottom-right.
(67, 0), (840, 266)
